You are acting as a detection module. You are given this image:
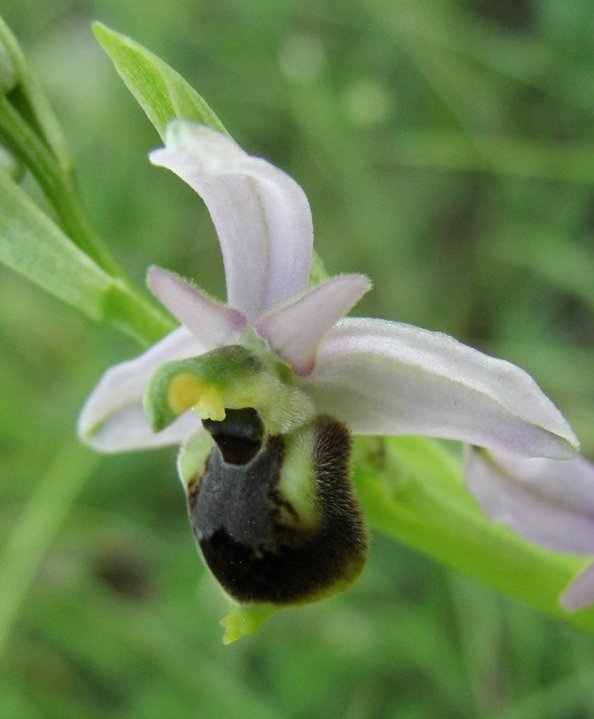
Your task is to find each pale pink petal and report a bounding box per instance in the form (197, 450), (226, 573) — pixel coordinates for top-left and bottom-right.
(465, 447), (594, 554)
(147, 266), (247, 346)
(301, 318), (578, 458)
(78, 327), (204, 452)
(255, 274), (371, 375)
(149, 121), (313, 321)
(561, 562), (594, 612)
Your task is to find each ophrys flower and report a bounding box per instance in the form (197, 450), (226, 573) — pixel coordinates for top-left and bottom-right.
(79, 121), (579, 641)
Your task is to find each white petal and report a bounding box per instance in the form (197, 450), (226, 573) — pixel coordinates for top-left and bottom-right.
(149, 121), (313, 321)
(255, 274), (371, 375)
(301, 318), (578, 457)
(465, 447), (594, 554)
(147, 266), (247, 346)
(78, 327), (204, 452)
(561, 562), (594, 612)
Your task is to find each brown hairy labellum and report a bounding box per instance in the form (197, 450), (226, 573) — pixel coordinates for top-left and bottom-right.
(187, 408), (368, 605)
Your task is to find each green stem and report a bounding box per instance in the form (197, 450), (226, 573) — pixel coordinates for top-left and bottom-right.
(0, 91), (123, 277)
(354, 436), (594, 633)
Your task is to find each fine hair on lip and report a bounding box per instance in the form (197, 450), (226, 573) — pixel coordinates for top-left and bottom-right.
(189, 412), (368, 604)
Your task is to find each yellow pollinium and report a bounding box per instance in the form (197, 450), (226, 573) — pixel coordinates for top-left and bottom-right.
(193, 386), (226, 422)
(167, 373), (226, 422)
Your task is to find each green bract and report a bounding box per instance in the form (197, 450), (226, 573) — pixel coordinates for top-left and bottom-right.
(92, 22), (228, 140)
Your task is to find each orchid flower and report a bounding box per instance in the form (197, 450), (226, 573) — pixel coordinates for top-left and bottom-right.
(78, 121), (579, 641)
(465, 447), (594, 612)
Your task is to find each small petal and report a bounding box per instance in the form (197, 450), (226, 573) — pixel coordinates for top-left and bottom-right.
(561, 562), (594, 612)
(147, 266), (247, 346)
(302, 318), (578, 458)
(255, 274), (371, 375)
(150, 121), (313, 320)
(78, 327), (204, 452)
(465, 447), (594, 554)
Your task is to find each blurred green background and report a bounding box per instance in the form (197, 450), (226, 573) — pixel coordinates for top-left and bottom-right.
(1, 0), (593, 717)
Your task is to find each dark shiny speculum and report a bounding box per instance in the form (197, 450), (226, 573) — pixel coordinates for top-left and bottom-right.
(187, 409), (368, 605)
(202, 408), (264, 465)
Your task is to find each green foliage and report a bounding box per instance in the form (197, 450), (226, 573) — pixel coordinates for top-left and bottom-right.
(0, 169), (112, 319)
(0, 19), (174, 343)
(0, 16), (69, 168)
(0, 163), (172, 343)
(1, 1), (593, 717)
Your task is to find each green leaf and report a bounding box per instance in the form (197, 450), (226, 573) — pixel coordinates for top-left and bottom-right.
(0, 16), (70, 170)
(92, 22), (228, 140)
(0, 171), (175, 344)
(0, 170), (112, 319)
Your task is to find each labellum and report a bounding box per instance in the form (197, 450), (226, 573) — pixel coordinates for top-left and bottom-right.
(190, 408), (368, 605)
(144, 345), (368, 630)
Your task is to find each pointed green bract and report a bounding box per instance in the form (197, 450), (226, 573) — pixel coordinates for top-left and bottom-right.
(93, 23), (328, 285)
(92, 22), (228, 140)
(220, 602), (278, 645)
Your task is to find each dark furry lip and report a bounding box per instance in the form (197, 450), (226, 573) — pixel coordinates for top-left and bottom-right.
(188, 409), (368, 605)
